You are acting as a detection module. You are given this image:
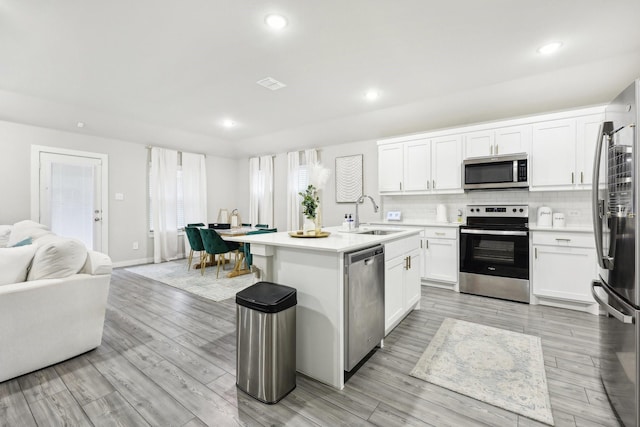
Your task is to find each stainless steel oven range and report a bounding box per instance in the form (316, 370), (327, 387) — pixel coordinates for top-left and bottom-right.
(459, 205), (530, 303)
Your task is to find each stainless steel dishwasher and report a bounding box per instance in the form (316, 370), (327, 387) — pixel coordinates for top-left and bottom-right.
(344, 245), (385, 371)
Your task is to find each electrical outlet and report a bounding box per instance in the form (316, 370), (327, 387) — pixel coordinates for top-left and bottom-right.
(568, 210), (580, 217)
(132, 241), (139, 250)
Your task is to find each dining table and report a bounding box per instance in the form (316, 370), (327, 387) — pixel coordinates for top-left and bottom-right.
(214, 226), (256, 278)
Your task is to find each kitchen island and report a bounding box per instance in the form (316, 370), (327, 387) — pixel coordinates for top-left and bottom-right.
(225, 225), (421, 389)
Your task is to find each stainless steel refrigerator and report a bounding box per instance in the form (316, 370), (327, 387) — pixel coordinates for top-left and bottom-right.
(592, 78), (640, 427)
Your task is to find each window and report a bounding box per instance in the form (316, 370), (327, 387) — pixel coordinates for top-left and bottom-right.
(148, 164), (185, 231)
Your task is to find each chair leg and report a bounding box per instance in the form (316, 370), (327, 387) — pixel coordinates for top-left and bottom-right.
(216, 254), (223, 278)
(201, 253), (208, 276)
(188, 249), (194, 270)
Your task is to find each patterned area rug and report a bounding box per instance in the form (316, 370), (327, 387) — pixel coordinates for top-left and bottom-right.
(124, 260), (257, 302)
(410, 318), (554, 425)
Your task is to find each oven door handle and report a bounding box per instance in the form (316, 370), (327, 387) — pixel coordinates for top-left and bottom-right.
(460, 229), (528, 237)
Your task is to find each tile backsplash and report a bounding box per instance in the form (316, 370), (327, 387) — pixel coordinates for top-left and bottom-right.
(381, 190), (592, 227)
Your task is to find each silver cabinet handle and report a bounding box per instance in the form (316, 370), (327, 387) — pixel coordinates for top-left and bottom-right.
(581, 171), (584, 184)
(426, 240), (429, 249)
(432, 180), (435, 189)
(555, 238), (571, 242)
(495, 144), (498, 154)
(426, 180), (430, 190)
(591, 281), (634, 324)
(399, 182), (402, 191)
(490, 145), (493, 155)
(571, 172), (574, 184)
(534, 247), (537, 259)
(435, 232), (445, 236)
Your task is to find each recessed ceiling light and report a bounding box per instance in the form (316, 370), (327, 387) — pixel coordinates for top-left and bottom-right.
(76, 121), (85, 128)
(222, 119), (236, 128)
(265, 14), (287, 30)
(537, 42), (562, 55)
(365, 90), (380, 101)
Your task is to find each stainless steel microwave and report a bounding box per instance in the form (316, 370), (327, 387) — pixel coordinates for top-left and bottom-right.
(463, 153), (528, 190)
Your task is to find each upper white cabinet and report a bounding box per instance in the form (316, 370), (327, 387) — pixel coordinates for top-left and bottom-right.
(378, 143), (404, 192)
(530, 113), (605, 191)
(378, 136), (462, 194)
(464, 125), (531, 158)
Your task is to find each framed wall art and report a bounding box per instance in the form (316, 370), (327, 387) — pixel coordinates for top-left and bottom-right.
(335, 154), (363, 203)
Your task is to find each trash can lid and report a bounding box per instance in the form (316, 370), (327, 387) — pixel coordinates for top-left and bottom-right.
(236, 281), (297, 313)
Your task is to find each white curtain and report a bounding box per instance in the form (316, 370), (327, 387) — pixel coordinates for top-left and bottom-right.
(181, 152), (207, 254)
(286, 151), (300, 231)
(305, 148), (317, 165)
(259, 155), (274, 227)
(150, 147), (178, 263)
(248, 157), (260, 226)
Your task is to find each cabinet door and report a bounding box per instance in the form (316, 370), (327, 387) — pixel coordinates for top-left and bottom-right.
(532, 245), (597, 302)
(424, 238), (458, 283)
(494, 125), (531, 155)
(404, 139), (431, 191)
(405, 249), (421, 307)
(378, 143), (403, 192)
(385, 256), (405, 332)
(432, 134), (462, 191)
(531, 119), (576, 189)
(576, 113), (605, 188)
(464, 131), (493, 158)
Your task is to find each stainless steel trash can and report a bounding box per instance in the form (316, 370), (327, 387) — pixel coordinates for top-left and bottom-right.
(236, 281), (296, 404)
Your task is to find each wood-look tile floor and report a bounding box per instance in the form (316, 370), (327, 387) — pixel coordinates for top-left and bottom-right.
(0, 269), (619, 426)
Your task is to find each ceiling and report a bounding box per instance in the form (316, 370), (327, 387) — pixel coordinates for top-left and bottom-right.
(1, 1), (639, 158)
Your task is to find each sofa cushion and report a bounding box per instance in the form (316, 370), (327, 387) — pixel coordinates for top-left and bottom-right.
(0, 245), (37, 285)
(8, 220), (52, 247)
(27, 238), (88, 281)
(0, 225), (12, 248)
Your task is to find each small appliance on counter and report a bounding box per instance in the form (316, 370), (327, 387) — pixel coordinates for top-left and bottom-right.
(436, 204), (448, 223)
(552, 213), (566, 228)
(537, 206), (553, 227)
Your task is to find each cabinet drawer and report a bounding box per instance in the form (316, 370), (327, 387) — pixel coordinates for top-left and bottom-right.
(385, 235), (420, 260)
(424, 227), (457, 239)
(532, 231), (594, 248)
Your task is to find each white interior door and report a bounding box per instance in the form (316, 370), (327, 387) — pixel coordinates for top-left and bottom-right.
(34, 148), (108, 252)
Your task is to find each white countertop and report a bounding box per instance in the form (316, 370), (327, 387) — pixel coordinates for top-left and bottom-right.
(368, 220), (462, 228)
(529, 224), (594, 233)
(224, 225), (421, 253)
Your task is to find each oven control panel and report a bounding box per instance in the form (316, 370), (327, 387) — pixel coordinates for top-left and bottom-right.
(466, 205), (528, 218)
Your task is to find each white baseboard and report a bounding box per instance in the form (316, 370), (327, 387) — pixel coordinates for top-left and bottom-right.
(422, 279), (457, 292)
(531, 294), (600, 316)
(112, 257), (154, 268)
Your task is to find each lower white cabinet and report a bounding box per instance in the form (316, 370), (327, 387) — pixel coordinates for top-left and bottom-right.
(422, 226), (458, 288)
(531, 230), (598, 313)
(384, 236), (421, 335)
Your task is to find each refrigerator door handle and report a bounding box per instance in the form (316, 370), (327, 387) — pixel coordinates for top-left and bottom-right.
(592, 122), (614, 269)
(591, 280), (635, 324)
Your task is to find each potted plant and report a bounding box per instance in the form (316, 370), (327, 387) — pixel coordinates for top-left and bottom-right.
(299, 184), (319, 234)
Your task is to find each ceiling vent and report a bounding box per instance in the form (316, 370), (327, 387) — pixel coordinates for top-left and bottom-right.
(256, 77), (286, 91)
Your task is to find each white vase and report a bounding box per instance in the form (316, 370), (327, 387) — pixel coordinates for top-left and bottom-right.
(303, 218), (316, 234)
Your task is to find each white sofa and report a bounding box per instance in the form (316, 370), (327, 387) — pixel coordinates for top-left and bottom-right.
(0, 220), (112, 383)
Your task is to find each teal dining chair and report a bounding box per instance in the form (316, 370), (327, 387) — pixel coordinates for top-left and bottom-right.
(255, 224), (269, 229)
(187, 223), (205, 227)
(199, 228), (240, 278)
(243, 228), (277, 268)
(184, 226), (205, 270)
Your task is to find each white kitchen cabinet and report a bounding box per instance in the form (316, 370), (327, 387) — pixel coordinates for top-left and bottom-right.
(431, 134), (462, 191)
(378, 143), (403, 192)
(576, 113), (605, 188)
(464, 125), (531, 158)
(384, 236), (421, 335)
(378, 136), (462, 194)
(532, 231), (599, 314)
(403, 139), (431, 191)
(421, 226), (458, 287)
(530, 113), (605, 191)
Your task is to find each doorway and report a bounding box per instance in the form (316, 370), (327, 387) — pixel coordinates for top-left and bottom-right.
(30, 146), (108, 253)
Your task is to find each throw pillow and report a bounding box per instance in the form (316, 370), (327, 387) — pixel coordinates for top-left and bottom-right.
(0, 225), (11, 248)
(0, 245), (37, 285)
(7, 220), (51, 247)
(27, 237), (88, 281)
(11, 237), (32, 247)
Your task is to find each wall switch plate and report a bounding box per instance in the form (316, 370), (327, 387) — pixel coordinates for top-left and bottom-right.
(115, 192), (124, 201)
(568, 210), (580, 216)
(386, 211), (402, 221)
(132, 241), (139, 250)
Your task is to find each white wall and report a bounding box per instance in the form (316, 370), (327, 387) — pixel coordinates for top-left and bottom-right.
(0, 119), (240, 265)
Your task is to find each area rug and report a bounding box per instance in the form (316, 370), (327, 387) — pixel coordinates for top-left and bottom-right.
(410, 318), (554, 425)
(124, 260), (256, 302)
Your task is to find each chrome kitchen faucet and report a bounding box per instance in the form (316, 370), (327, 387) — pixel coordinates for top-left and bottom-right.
(354, 195), (379, 229)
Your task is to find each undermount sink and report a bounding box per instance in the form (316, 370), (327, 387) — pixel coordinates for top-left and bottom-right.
(356, 229), (401, 235)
